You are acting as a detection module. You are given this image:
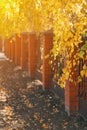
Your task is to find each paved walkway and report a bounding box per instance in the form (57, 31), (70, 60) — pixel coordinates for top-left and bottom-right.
(0, 52), (7, 60)
(0, 58), (87, 130)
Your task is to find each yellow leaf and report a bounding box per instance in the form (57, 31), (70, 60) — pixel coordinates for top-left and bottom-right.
(85, 70), (87, 77)
(80, 70), (85, 77)
(42, 124), (48, 129)
(83, 64), (87, 70)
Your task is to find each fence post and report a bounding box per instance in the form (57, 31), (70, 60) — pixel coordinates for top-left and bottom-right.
(65, 50), (79, 115)
(15, 35), (21, 65)
(4, 39), (8, 57)
(10, 38), (15, 62)
(28, 33), (36, 77)
(0, 38), (2, 52)
(43, 31), (53, 89)
(8, 39), (11, 60)
(35, 36), (41, 69)
(4, 39), (11, 59)
(21, 33), (28, 69)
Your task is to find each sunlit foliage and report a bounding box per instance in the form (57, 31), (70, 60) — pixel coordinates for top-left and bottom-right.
(0, 0), (87, 87)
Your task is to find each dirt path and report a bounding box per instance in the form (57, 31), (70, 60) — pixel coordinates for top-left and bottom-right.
(0, 60), (87, 130)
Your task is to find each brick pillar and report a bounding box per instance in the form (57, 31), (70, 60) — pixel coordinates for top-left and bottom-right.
(15, 35), (21, 65)
(10, 39), (15, 62)
(10, 41), (13, 61)
(4, 39), (8, 56)
(65, 80), (79, 115)
(21, 33), (28, 69)
(65, 51), (79, 115)
(36, 37), (41, 69)
(0, 38), (2, 51)
(4, 39), (11, 59)
(8, 39), (11, 59)
(28, 33), (36, 77)
(43, 32), (53, 89)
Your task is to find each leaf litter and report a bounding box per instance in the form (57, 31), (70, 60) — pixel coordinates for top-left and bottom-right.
(0, 60), (86, 130)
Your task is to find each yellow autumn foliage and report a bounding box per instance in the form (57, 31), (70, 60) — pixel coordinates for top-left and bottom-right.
(0, 0), (86, 87)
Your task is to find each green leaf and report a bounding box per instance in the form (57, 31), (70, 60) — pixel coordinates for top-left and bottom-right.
(78, 76), (82, 83)
(79, 51), (84, 58)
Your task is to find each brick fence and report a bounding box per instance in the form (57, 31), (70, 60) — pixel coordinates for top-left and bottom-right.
(3, 31), (83, 116)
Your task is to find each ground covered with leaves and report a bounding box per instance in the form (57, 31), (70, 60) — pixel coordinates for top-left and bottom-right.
(0, 60), (87, 130)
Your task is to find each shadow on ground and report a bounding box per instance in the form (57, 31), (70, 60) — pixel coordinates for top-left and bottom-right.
(0, 60), (87, 130)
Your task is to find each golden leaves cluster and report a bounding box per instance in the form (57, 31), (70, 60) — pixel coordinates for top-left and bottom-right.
(0, 0), (87, 87)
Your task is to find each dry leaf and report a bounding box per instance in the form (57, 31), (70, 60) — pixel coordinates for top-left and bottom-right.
(42, 123), (48, 129)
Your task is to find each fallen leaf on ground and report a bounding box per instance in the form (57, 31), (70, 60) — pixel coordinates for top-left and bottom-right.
(42, 123), (49, 129)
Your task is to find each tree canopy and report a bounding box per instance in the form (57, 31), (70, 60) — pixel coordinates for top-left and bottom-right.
(0, 0), (87, 87)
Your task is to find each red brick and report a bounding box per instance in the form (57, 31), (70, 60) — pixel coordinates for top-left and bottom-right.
(43, 32), (53, 89)
(10, 38), (15, 62)
(35, 37), (41, 68)
(28, 33), (36, 77)
(4, 39), (11, 59)
(65, 78), (79, 115)
(0, 38), (2, 51)
(21, 33), (28, 69)
(15, 35), (21, 65)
